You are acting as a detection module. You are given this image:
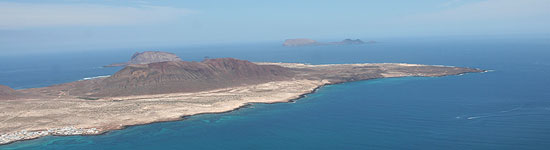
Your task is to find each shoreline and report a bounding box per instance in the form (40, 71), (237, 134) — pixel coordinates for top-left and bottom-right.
(0, 72), (483, 146)
(0, 80), (330, 146)
(0, 64), (485, 146)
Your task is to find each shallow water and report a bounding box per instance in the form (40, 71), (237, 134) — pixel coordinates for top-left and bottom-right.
(1, 36), (549, 149)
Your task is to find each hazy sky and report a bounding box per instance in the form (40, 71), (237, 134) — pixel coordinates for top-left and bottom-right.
(1, 0), (549, 53)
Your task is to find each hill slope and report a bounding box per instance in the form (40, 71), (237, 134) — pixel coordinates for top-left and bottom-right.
(0, 85), (26, 100)
(88, 58), (294, 97)
(106, 51), (182, 67)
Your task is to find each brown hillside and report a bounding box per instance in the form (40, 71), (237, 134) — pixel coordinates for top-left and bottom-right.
(89, 58), (294, 97)
(0, 85), (20, 100)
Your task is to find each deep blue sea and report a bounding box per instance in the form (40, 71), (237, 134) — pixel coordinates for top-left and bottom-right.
(1, 36), (549, 150)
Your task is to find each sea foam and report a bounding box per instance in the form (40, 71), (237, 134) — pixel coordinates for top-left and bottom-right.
(80, 75), (110, 81)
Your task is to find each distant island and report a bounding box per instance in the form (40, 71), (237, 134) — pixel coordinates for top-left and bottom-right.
(105, 51), (182, 67)
(283, 38), (376, 46)
(0, 51), (483, 145)
(282, 38), (318, 46)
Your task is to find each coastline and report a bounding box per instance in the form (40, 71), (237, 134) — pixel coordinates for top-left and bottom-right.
(0, 62), (485, 146)
(1, 72), (475, 146)
(0, 80), (329, 146)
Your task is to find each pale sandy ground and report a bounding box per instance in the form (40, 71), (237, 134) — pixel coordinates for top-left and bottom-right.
(0, 63), (481, 145)
(0, 79), (327, 144)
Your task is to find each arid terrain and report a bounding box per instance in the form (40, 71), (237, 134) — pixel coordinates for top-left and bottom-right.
(0, 57), (483, 145)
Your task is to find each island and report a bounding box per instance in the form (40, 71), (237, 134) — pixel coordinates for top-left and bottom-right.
(104, 51), (182, 67)
(283, 38), (319, 46)
(330, 39), (365, 45)
(0, 52), (484, 145)
(283, 38), (373, 46)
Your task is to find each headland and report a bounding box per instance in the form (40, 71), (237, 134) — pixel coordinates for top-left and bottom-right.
(0, 52), (483, 145)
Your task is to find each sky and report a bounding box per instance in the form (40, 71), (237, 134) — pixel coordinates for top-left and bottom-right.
(0, 0), (549, 53)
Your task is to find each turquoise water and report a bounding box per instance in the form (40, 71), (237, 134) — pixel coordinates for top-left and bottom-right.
(1, 37), (550, 149)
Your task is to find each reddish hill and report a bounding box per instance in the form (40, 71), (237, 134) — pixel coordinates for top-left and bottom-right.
(88, 58), (294, 97)
(0, 85), (20, 100)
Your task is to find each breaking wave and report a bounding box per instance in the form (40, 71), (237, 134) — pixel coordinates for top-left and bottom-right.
(461, 105), (524, 120)
(79, 75), (110, 81)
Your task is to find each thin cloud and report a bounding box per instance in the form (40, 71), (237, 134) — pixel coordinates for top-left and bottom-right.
(407, 0), (550, 23)
(0, 2), (195, 29)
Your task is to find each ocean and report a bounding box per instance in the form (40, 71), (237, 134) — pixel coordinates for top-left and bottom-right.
(1, 36), (549, 149)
